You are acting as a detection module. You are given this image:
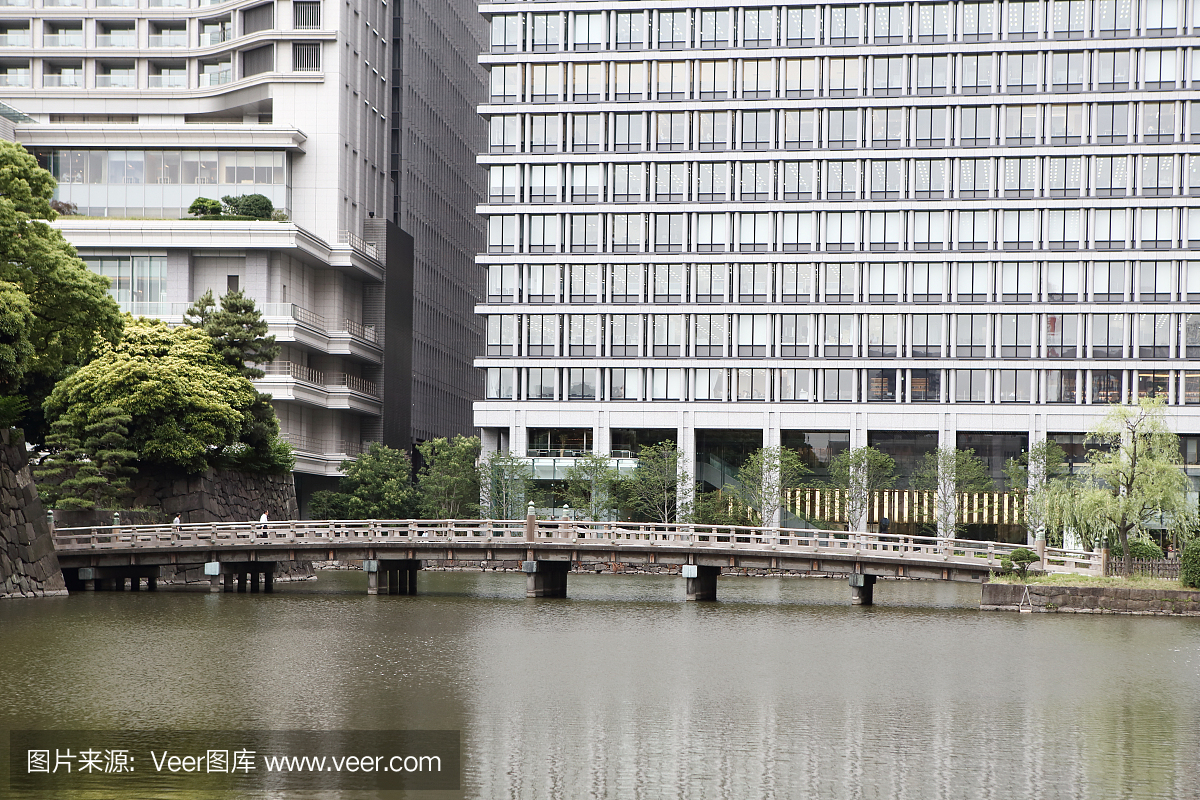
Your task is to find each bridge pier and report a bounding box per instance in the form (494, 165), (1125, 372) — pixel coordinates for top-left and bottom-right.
(683, 565), (719, 601)
(365, 559), (421, 596)
(849, 574), (876, 606)
(524, 560), (569, 598)
(71, 566), (161, 592)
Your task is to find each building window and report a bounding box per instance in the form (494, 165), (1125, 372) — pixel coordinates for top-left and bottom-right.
(488, 215), (518, 253)
(1140, 208), (1174, 248)
(999, 262), (1036, 301)
(911, 369), (942, 401)
(694, 368), (728, 401)
(869, 212), (902, 251)
(825, 212), (858, 252)
(567, 315), (600, 355)
(614, 63), (646, 101)
(997, 370), (1032, 402)
(873, 4), (906, 42)
(614, 12), (645, 50)
(572, 114), (604, 152)
(871, 109), (905, 148)
(1005, 105), (1038, 145)
(530, 13), (560, 51)
(956, 314), (988, 357)
(613, 114), (642, 151)
(830, 6), (861, 45)
(529, 165), (559, 202)
(694, 314), (726, 356)
(1048, 53), (1086, 91)
(698, 60), (729, 99)
(1004, 157), (1037, 198)
(652, 314), (683, 356)
(1007, 0), (1041, 40)
(1002, 209), (1038, 250)
(610, 368), (640, 400)
(490, 116), (520, 153)
(656, 112), (689, 151)
(1046, 369), (1077, 403)
(828, 57), (860, 97)
(528, 215), (560, 253)
(740, 162), (772, 201)
(1138, 313), (1171, 359)
(823, 263), (856, 302)
(489, 165), (519, 203)
(780, 369), (811, 400)
(1096, 103), (1128, 143)
(486, 315), (516, 356)
(783, 58), (816, 98)
(958, 262), (989, 302)
(698, 9), (730, 48)
(738, 263), (771, 301)
(959, 158), (992, 197)
(1091, 369), (1123, 403)
(243, 44), (274, 77)
(527, 368), (556, 400)
(782, 162), (815, 200)
(609, 314), (640, 356)
(1052, 1), (1088, 38)
(652, 264), (684, 301)
(827, 110), (858, 149)
(780, 314), (810, 356)
(958, 210), (991, 250)
(867, 314), (899, 357)
(917, 2), (951, 41)
(1094, 157), (1127, 197)
(781, 263), (813, 302)
(658, 10), (690, 49)
(490, 14), (519, 52)
(785, 6), (819, 46)
(1141, 155), (1175, 196)
(1138, 371), (1170, 399)
(914, 56), (948, 95)
(960, 107), (993, 148)
(955, 369), (988, 402)
(739, 213), (771, 252)
(824, 369), (856, 401)
(1006, 53), (1039, 93)
(998, 314), (1034, 357)
(488, 264), (520, 303)
(695, 264), (727, 303)
(83, 256), (167, 305)
(737, 314), (770, 357)
(573, 12), (604, 51)
(531, 64), (562, 102)
(611, 264), (642, 303)
(1139, 261), (1172, 301)
(1046, 313), (1079, 357)
(1094, 209), (1127, 249)
(528, 264), (557, 303)
(696, 162), (727, 202)
(526, 314), (557, 357)
(741, 60), (773, 98)
(1143, 102), (1176, 143)
(911, 314), (942, 357)
(1092, 313), (1125, 358)
(612, 214), (645, 252)
(1046, 262), (1079, 301)
(650, 368), (683, 400)
(737, 368), (769, 400)
(824, 314), (856, 356)
(486, 367), (515, 400)
(569, 214), (600, 253)
(698, 111), (729, 151)
(912, 263), (943, 302)
(566, 368), (598, 400)
(1093, 261), (1126, 301)
(1046, 156), (1082, 195)
(874, 56), (904, 95)
(1046, 209), (1081, 250)
(490, 65), (521, 103)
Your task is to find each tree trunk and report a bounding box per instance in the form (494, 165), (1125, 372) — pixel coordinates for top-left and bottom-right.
(1120, 523), (1132, 575)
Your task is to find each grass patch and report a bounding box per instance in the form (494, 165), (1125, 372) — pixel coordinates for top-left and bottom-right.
(989, 572), (1184, 590)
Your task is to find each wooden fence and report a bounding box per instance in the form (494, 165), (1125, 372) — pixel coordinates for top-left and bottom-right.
(785, 489), (1027, 527)
(1105, 558), (1181, 579)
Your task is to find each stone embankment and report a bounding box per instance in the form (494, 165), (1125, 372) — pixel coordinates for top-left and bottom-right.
(54, 468), (299, 527)
(0, 429), (67, 599)
(982, 583), (1200, 615)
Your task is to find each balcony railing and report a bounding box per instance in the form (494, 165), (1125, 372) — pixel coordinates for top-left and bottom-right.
(43, 34), (84, 47)
(263, 303), (326, 329)
(204, 30), (232, 45)
(198, 69), (232, 87)
(44, 74), (82, 87)
(0, 0), (31, 7)
(96, 74), (136, 88)
(97, 34), (137, 47)
(339, 319), (378, 343)
(148, 34), (187, 47)
(149, 0), (188, 6)
(97, 0), (137, 6)
(522, 456), (639, 481)
(280, 433), (371, 458)
(0, 34), (30, 46)
(336, 231), (378, 259)
(148, 74), (187, 88)
(0, 74), (30, 87)
(262, 363), (380, 398)
(116, 301), (191, 316)
(43, 0), (83, 6)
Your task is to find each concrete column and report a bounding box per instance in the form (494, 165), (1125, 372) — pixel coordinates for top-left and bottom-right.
(237, 572), (247, 593)
(406, 566), (418, 595)
(684, 564), (719, 601)
(849, 573), (876, 605)
(367, 569), (379, 595)
(147, 577), (157, 591)
(264, 570), (274, 594)
(209, 574), (221, 593)
(223, 572), (234, 593)
(83, 580), (95, 591)
(524, 560), (569, 598)
(250, 572), (261, 593)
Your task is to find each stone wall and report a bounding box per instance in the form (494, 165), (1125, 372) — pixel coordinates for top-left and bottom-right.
(54, 468), (299, 527)
(0, 429), (67, 599)
(982, 583), (1200, 616)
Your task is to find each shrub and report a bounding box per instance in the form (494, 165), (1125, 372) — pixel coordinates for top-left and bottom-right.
(49, 199), (78, 216)
(1181, 540), (1200, 589)
(221, 193), (273, 219)
(188, 197), (222, 216)
(1003, 547), (1040, 581)
(1108, 537), (1165, 562)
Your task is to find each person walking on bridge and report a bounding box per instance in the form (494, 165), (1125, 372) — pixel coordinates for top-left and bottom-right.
(258, 511), (269, 538)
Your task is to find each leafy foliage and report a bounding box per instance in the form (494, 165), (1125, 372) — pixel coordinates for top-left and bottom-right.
(1181, 540), (1200, 589)
(625, 441), (688, 523)
(187, 197), (222, 216)
(1004, 439), (1070, 540)
(829, 446), (896, 531)
(1085, 398), (1190, 574)
(415, 435), (481, 519)
(563, 453), (622, 521)
(691, 489), (751, 526)
(479, 450), (532, 520)
(1107, 536), (1165, 562)
(1000, 547), (1040, 581)
(43, 318), (259, 473)
(34, 407), (136, 510)
(911, 447), (994, 536)
(0, 140), (123, 441)
(722, 446), (810, 527)
(309, 443), (419, 520)
(221, 194), (274, 218)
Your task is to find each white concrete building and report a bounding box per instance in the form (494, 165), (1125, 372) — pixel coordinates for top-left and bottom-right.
(0, 0), (485, 507)
(473, 0), (1200, 502)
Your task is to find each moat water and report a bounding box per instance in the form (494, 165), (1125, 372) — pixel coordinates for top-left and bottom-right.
(2, 570), (1198, 799)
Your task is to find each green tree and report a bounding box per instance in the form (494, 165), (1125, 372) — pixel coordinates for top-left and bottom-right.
(1085, 398), (1191, 574)
(691, 489), (750, 526)
(828, 446), (897, 531)
(221, 194), (273, 218)
(33, 419), (88, 509)
(1181, 540), (1200, 588)
(187, 197), (221, 216)
(911, 447), (993, 536)
(186, 289), (288, 473)
(310, 443), (418, 519)
(1000, 547), (1040, 581)
(563, 452), (622, 521)
(478, 450), (533, 520)
(724, 446), (810, 527)
(1004, 439), (1069, 541)
(416, 435), (481, 519)
(78, 405), (137, 508)
(625, 441), (688, 524)
(43, 318), (258, 473)
(0, 140), (123, 441)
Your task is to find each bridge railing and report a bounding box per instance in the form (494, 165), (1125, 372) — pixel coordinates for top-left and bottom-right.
(51, 519), (1103, 575)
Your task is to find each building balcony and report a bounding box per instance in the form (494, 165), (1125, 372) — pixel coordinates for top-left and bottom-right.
(520, 455), (638, 481)
(96, 74), (136, 88)
(43, 35), (84, 47)
(258, 362), (382, 414)
(96, 35), (137, 48)
(0, 34), (30, 47)
(204, 30), (233, 45)
(148, 74), (187, 88)
(262, 304), (382, 362)
(44, 74), (83, 87)
(148, 35), (188, 48)
(198, 70), (232, 88)
(0, 74), (30, 87)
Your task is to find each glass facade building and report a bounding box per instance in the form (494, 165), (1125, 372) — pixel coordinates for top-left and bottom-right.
(474, 0), (1200, 493)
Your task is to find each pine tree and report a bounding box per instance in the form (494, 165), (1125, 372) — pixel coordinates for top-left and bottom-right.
(185, 289), (280, 378)
(33, 419), (90, 510)
(81, 406), (136, 508)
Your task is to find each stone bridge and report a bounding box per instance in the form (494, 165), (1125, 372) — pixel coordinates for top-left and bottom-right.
(52, 518), (1101, 605)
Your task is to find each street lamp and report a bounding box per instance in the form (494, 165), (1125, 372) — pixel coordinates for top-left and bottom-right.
(563, 504), (572, 521)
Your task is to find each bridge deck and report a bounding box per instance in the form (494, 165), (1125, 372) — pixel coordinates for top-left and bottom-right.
(53, 520), (1101, 581)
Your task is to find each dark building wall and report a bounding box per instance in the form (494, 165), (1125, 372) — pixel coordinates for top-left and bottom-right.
(392, 0), (487, 445)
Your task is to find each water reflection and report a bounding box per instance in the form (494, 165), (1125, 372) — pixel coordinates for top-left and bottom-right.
(1, 571), (1198, 799)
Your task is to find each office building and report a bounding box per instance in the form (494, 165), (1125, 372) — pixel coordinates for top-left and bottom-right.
(474, 0), (1200, 499)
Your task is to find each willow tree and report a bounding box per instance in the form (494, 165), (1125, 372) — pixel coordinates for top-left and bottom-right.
(1085, 398), (1190, 574)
